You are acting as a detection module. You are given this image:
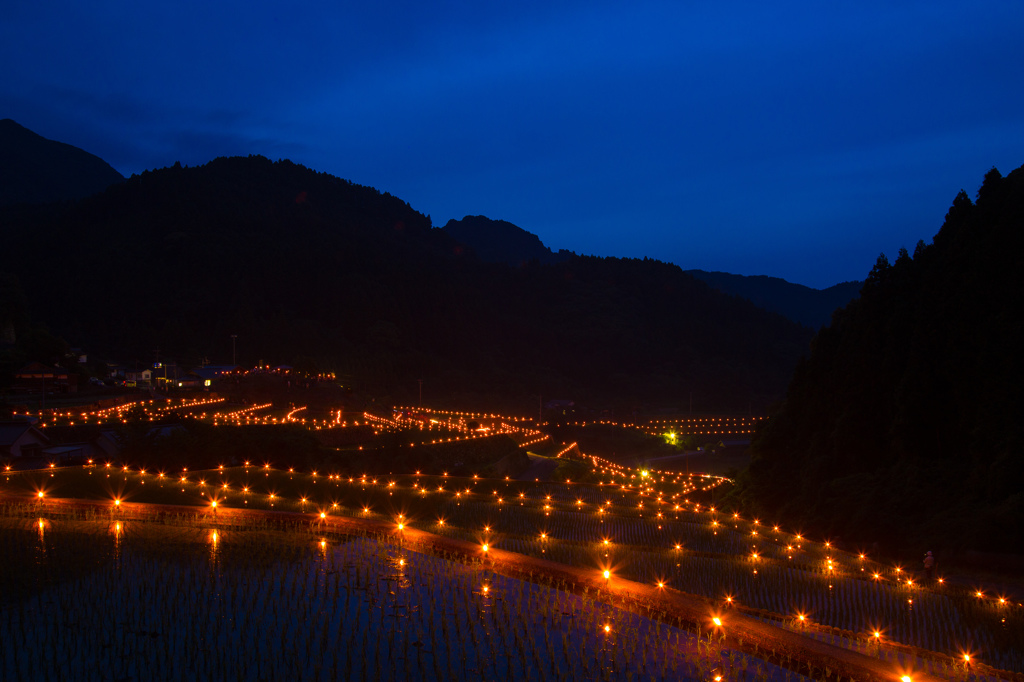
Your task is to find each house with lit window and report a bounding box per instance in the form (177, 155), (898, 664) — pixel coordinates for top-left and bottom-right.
(125, 368), (153, 387)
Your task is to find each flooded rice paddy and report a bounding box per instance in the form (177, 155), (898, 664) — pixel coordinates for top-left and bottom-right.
(1, 516), (812, 681)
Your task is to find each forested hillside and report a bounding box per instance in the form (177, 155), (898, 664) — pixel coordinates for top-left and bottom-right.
(0, 155), (811, 411)
(441, 215), (569, 266)
(736, 165), (1024, 555)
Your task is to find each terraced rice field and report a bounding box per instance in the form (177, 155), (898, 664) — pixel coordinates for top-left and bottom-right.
(2, 458), (1020, 681)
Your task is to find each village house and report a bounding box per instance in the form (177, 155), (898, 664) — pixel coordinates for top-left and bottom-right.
(124, 368), (153, 387)
(13, 362), (78, 393)
(0, 421), (50, 462)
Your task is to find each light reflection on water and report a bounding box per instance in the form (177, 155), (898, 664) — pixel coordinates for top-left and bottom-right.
(1, 520), (813, 681)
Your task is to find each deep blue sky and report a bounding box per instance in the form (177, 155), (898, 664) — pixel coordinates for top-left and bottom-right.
(3, 1), (1022, 287)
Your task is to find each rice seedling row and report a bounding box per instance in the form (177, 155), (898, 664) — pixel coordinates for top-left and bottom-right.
(0, 516), (816, 682)
(4, 463), (1021, 677)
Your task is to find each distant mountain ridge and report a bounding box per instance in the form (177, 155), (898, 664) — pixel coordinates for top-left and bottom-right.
(441, 214), (860, 328)
(686, 270), (862, 329)
(0, 119), (124, 206)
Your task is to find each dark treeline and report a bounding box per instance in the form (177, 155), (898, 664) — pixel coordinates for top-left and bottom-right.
(1, 155), (810, 412)
(735, 165), (1024, 556)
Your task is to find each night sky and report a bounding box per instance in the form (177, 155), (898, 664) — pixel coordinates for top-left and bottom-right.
(3, 1), (1022, 287)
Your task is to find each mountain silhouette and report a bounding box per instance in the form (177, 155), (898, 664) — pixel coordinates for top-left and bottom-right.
(1, 155), (812, 412)
(442, 215), (570, 266)
(442, 215), (860, 328)
(686, 270), (862, 329)
(0, 119), (124, 206)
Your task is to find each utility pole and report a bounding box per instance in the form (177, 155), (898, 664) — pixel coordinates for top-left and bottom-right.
(154, 348), (165, 387)
(418, 379), (422, 407)
(231, 335), (238, 366)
